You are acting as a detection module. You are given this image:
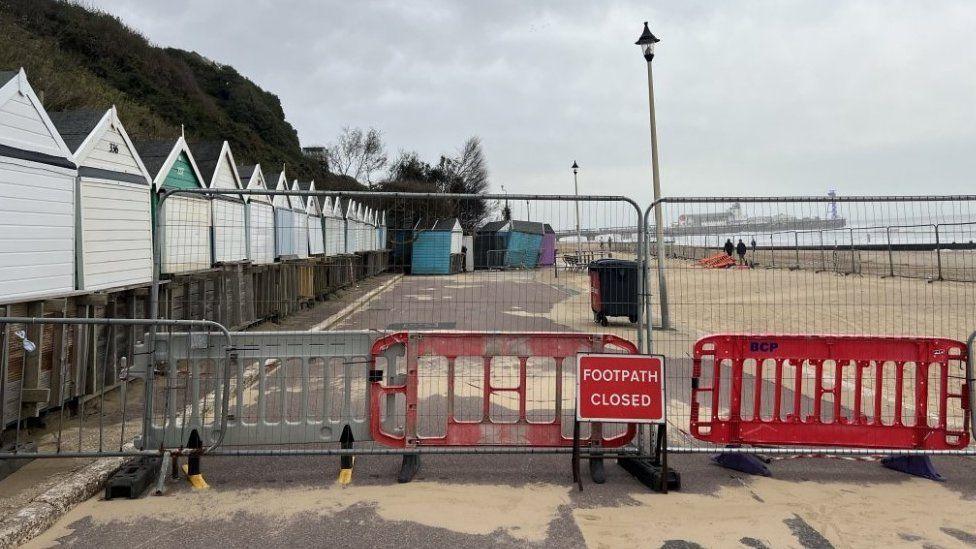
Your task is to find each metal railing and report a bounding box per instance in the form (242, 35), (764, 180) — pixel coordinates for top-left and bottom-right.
(0, 317), (232, 459)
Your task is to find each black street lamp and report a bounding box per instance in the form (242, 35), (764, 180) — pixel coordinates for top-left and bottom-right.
(636, 21), (669, 328)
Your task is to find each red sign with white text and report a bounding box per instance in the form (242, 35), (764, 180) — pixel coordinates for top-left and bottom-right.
(576, 354), (665, 423)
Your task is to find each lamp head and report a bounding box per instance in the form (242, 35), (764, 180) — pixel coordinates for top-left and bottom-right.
(635, 21), (660, 61)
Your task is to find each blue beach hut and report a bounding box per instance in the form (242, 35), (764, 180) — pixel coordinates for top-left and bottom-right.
(410, 218), (462, 275)
(505, 220), (545, 269)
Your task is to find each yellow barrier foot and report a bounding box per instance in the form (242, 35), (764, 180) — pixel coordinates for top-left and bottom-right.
(337, 457), (355, 485)
(181, 464), (210, 490)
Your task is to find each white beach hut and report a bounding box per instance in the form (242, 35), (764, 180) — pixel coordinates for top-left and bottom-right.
(378, 211), (387, 250)
(290, 180), (309, 259)
(369, 209), (379, 250)
(357, 204), (369, 253)
(134, 135), (212, 274)
(301, 180), (325, 256)
(0, 69), (77, 302)
(362, 207), (372, 251)
(193, 141), (247, 265)
(326, 198), (346, 256)
(238, 164), (275, 264)
(50, 106), (152, 291)
(343, 200), (359, 254)
(268, 169), (297, 258)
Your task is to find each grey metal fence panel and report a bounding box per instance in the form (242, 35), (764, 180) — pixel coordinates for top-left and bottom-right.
(642, 195), (976, 457)
(145, 330), (377, 449)
(0, 317), (230, 459)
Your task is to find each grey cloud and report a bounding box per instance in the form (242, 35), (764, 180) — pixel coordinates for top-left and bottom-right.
(91, 0), (976, 205)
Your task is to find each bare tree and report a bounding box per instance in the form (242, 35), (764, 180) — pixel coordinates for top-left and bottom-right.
(442, 137), (491, 230)
(325, 127), (388, 186)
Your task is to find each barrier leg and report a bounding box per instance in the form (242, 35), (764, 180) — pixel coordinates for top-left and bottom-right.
(154, 451), (171, 496)
(398, 454), (421, 483)
(337, 425), (355, 485)
(617, 425), (680, 493)
(712, 450), (772, 477)
(589, 454), (606, 484)
(881, 455), (944, 481)
(182, 430), (210, 489)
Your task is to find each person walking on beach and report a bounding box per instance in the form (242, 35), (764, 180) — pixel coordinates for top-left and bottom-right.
(724, 238), (734, 257)
(736, 238), (747, 265)
(750, 238), (757, 253)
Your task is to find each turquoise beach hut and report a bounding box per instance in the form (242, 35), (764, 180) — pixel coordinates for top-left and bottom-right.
(410, 218), (462, 275)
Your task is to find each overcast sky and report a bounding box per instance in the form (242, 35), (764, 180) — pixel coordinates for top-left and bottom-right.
(90, 0), (976, 206)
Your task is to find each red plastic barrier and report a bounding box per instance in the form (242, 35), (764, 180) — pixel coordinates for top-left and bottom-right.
(691, 334), (970, 450)
(370, 332), (639, 448)
(697, 253), (736, 269)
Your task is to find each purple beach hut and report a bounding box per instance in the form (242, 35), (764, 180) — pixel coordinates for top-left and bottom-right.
(539, 224), (557, 266)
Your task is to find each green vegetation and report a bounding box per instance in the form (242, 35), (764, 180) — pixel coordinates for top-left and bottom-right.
(0, 0), (360, 189)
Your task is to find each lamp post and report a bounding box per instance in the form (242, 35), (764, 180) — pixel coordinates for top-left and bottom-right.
(636, 21), (670, 329)
(572, 161), (582, 258)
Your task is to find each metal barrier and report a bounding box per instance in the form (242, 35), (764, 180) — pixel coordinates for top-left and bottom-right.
(643, 196), (976, 464)
(146, 330), (375, 450)
(690, 334), (970, 450)
(368, 331), (640, 448)
(0, 317), (231, 459)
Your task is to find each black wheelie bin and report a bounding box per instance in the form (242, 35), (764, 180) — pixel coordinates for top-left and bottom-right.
(588, 258), (639, 326)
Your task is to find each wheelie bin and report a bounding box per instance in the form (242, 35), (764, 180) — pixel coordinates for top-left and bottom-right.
(588, 258), (639, 326)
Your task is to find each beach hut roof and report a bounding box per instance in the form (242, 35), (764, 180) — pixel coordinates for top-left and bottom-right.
(191, 140), (243, 200)
(133, 135), (206, 189)
(510, 220), (545, 235)
(49, 106), (152, 184)
(239, 163), (272, 204)
(0, 68), (74, 163)
(48, 108), (104, 152)
(416, 217), (461, 232)
(288, 180), (306, 210)
(265, 168), (290, 208)
(543, 223), (555, 234)
(479, 220), (511, 233)
(299, 180), (321, 215)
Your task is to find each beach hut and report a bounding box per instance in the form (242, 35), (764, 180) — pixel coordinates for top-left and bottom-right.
(238, 164), (275, 264)
(267, 170), (296, 258)
(411, 218), (462, 275)
(357, 204), (369, 252)
(0, 69), (77, 301)
(366, 208), (377, 250)
(133, 135), (211, 274)
(50, 106), (153, 291)
(506, 220), (545, 268)
(323, 197), (344, 256)
(539, 224), (557, 266)
(474, 220), (511, 269)
(506, 221), (545, 269)
(300, 180), (325, 255)
(290, 180), (309, 259)
(377, 211), (387, 250)
(361, 207), (371, 251)
(192, 141), (247, 265)
(343, 200), (358, 254)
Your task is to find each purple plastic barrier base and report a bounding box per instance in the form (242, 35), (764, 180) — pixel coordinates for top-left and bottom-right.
(881, 455), (944, 481)
(711, 452), (772, 477)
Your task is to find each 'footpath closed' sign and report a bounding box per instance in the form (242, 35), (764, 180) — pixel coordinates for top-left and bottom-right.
(576, 354), (665, 423)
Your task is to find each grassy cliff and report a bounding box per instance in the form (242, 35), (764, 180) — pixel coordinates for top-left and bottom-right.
(0, 0), (360, 189)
